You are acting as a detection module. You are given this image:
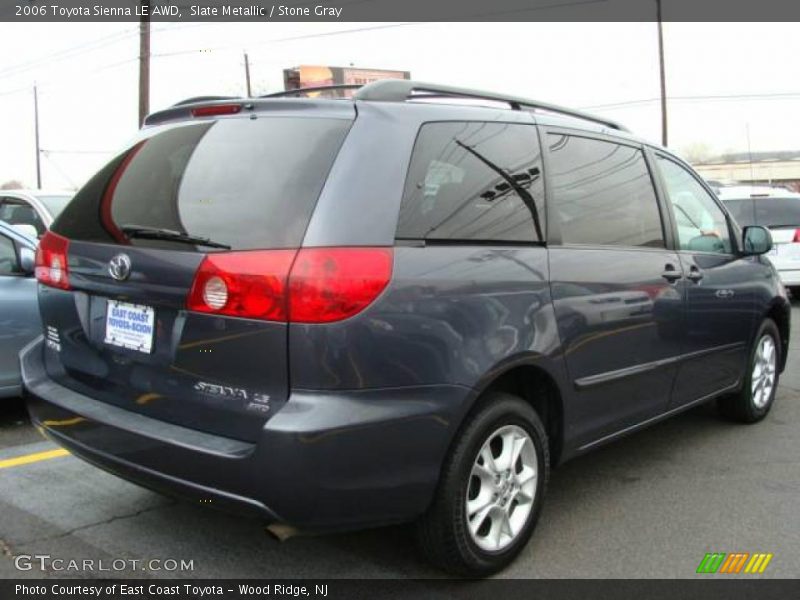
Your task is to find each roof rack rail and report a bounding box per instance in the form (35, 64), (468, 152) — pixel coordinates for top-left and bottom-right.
(261, 84), (362, 98)
(354, 79), (630, 132)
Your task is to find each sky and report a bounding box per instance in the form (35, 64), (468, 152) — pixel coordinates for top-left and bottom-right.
(0, 21), (799, 189)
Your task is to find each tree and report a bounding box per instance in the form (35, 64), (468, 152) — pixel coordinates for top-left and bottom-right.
(0, 180), (24, 190)
(681, 143), (713, 165)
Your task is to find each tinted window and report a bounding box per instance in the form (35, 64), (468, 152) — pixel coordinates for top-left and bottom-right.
(397, 122), (545, 243)
(0, 234), (18, 275)
(754, 197), (800, 228)
(54, 117), (351, 250)
(547, 135), (664, 247)
(723, 198), (756, 227)
(657, 157), (732, 254)
(0, 199), (46, 236)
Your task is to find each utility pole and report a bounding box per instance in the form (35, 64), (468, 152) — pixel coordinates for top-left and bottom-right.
(138, 3), (150, 127)
(244, 52), (252, 97)
(33, 84), (41, 188)
(657, 0), (668, 147)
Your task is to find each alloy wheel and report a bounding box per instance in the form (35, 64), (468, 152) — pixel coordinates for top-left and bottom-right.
(465, 424), (537, 552)
(752, 334), (777, 409)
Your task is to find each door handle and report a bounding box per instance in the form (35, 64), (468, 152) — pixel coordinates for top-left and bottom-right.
(687, 266), (704, 282)
(661, 264), (682, 282)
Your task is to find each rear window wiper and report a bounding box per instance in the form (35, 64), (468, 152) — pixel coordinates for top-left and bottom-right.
(120, 225), (231, 250)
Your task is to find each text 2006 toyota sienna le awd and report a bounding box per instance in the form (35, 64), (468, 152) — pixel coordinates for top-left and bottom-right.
(22, 80), (790, 576)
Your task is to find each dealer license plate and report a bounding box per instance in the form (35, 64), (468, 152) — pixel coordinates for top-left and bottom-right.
(104, 300), (155, 354)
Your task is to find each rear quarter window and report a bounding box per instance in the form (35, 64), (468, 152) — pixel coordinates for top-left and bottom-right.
(396, 121), (545, 243)
(54, 116), (352, 250)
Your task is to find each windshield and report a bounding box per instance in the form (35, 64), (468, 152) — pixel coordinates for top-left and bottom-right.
(36, 194), (72, 218)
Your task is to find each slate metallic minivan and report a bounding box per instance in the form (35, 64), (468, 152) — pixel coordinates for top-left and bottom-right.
(22, 80), (790, 575)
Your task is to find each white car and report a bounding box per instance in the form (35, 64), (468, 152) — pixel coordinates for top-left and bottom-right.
(0, 189), (73, 238)
(719, 186), (800, 292)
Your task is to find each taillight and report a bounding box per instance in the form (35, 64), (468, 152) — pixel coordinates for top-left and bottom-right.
(35, 231), (70, 290)
(190, 104), (242, 117)
(793, 229), (800, 243)
(289, 248), (393, 323)
(186, 247), (393, 323)
(186, 250), (296, 321)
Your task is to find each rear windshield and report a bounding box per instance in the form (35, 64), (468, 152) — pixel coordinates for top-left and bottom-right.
(54, 116), (351, 250)
(754, 197), (800, 228)
(723, 198), (755, 227)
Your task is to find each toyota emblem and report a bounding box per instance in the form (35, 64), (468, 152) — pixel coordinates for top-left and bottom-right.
(108, 253), (132, 281)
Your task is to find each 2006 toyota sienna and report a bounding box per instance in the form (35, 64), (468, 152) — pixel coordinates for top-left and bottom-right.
(22, 80), (790, 575)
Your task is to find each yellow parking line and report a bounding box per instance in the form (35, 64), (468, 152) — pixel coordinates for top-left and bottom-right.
(0, 448), (70, 469)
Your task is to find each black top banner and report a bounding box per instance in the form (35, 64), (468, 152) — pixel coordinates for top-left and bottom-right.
(3, 0), (800, 22)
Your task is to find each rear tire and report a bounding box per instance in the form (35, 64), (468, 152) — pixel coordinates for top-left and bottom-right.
(416, 392), (549, 577)
(717, 319), (781, 423)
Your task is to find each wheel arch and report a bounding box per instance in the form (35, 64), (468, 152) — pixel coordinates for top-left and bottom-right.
(764, 299), (790, 372)
(465, 358), (566, 465)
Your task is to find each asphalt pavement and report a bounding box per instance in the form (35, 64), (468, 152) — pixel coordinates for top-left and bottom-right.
(1, 305), (799, 579)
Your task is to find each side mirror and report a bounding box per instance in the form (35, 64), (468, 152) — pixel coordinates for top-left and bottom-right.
(19, 246), (35, 275)
(742, 225), (773, 256)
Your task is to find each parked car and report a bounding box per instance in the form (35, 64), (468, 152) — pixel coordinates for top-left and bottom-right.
(0, 189), (73, 238)
(719, 186), (800, 293)
(21, 80), (790, 576)
(0, 221), (39, 398)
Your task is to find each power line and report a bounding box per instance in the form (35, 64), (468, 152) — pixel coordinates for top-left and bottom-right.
(149, 22), (420, 59)
(0, 23), (202, 83)
(0, 27), (138, 80)
(40, 149), (114, 154)
(581, 92), (800, 111)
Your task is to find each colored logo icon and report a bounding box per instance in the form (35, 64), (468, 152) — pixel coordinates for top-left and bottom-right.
(696, 552), (773, 574)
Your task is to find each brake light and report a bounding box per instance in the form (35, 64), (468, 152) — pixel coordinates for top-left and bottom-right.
(190, 104), (242, 117)
(793, 229), (800, 243)
(187, 250), (296, 321)
(186, 247), (393, 323)
(35, 231), (70, 290)
(289, 248), (393, 323)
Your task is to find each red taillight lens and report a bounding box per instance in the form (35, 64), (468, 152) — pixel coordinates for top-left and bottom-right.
(186, 247), (393, 323)
(186, 250), (296, 321)
(35, 231), (70, 290)
(289, 248), (393, 323)
(793, 228), (800, 243)
(190, 104), (242, 117)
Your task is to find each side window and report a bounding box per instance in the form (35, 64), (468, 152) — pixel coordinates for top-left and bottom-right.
(657, 157), (732, 254)
(0, 199), (46, 236)
(547, 134), (664, 248)
(397, 122), (545, 243)
(0, 234), (19, 276)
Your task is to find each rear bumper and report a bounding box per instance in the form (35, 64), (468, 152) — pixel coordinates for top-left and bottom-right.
(21, 337), (471, 531)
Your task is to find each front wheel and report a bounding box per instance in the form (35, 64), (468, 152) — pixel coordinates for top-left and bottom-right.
(718, 318), (781, 423)
(416, 392), (549, 576)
